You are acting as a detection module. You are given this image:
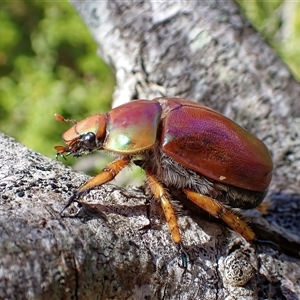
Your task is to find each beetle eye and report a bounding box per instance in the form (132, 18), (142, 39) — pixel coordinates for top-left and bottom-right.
(81, 132), (97, 149)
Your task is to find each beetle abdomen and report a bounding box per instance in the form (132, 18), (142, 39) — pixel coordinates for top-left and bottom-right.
(143, 147), (266, 209)
(158, 98), (273, 192)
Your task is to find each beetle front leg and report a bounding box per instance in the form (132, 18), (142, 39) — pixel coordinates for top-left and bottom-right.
(60, 157), (131, 215)
(184, 189), (255, 242)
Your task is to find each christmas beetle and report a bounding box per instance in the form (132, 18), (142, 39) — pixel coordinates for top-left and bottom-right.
(55, 97), (273, 249)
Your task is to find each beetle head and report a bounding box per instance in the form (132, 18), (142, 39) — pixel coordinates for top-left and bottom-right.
(54, 114), (107, 158)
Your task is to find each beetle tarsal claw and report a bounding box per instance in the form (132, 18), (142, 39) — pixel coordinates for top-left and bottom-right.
(178, 243), (188, 270)
(59, 194), (79, 216)
(56, 153), (67, 161)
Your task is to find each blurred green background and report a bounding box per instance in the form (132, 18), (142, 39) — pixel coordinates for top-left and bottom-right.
(0, 1), (299, 179)
(238, 1), (300, 77)
(0, 1), (115, 160)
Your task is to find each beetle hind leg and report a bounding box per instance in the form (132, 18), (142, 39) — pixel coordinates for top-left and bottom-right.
(184, 189), (255, 242)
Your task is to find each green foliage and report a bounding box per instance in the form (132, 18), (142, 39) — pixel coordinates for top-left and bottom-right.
(0, 1), (115, 159)
(238, 0), (300, 79)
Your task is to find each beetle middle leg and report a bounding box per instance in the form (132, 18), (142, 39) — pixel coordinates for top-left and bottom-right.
(184, 189), (255, 242)
(60, 157), (131, 214)
(146, 170), (188, 267)
(146, 170), (181, 244)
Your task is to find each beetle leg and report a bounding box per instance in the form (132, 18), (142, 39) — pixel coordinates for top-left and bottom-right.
(60, 157), (131, 215)
(146, 171), (188, 268)
(146, 170), (181, 244)
(184, 189), (255, 242)
(256, 199), (271, 215)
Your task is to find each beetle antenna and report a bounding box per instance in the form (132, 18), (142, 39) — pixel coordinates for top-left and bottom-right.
(54, 113), (77, 125)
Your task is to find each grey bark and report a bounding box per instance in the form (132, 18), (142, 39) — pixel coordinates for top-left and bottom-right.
(1, 0), (300, 299)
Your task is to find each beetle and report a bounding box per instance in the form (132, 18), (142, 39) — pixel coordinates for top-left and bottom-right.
(55, 97), (273, 251)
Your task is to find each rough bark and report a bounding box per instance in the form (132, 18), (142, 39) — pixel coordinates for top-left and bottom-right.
(1, 0), (300, 299)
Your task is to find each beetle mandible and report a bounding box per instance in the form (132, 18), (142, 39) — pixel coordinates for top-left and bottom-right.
(55, 97), (273, 248)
